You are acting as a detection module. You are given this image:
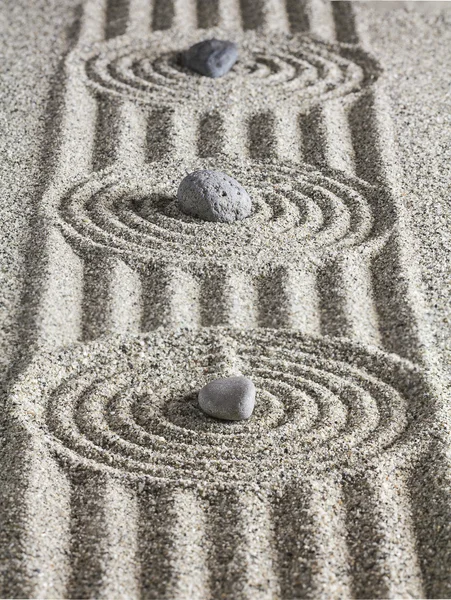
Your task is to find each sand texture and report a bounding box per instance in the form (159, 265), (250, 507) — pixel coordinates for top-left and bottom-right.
(1, 0), (450, 598)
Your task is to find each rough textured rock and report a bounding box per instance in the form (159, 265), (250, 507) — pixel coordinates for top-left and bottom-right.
(177, 170), (252, 223)
(181, 38), (238, 78)
(198, 376), (256, 421)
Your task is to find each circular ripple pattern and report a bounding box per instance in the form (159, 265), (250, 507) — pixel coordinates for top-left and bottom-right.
(57, 158), (389, 269)
(84, 33), (379, 107)
(11, 329), (430, 484)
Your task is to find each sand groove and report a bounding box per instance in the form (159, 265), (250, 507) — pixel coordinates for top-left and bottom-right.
(68, 472), (139, 598)
(274, 477), (351, 599)
(410, 446), (451, 599)
(344, 468), (426, 598)
(105, 0), (130, 39)
(207, 489), (279, 599)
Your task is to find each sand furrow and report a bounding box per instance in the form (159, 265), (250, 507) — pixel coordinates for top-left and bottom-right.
(318, 254), (381, 345)
(349, 88), (401, 192)
(331, 1), (359, 44)
(146, 107), (173, 161)
(140, 265), (201, 330)
(105, 0), (130, 39)
(197, 111), (225, 158)
(151, 0), (175, 31)
(299, 101), (356, 174)
(372, 233), (429, 364)
(248, 112), (277, 160)
(410, 446), (451, 599)
(82, 254), (141, 340)
(200, 268), (259, 328)
(196, 0), (220, 29)
(345, 467), (426, 599)
(285, 0), (310, 34)
(68, 471), (139, 599)
(207, 489), (279, 599)
(139, 486), (211, 599)
(256, 266), (322, 333)
(93, 97), (147, 170)
(274, 476), (351, 599)
(0, 436), (71, 600)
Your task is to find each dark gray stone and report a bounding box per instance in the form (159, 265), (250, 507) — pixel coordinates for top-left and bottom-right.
(177, 170), (252, 223)
(198, 376), (256, 421)
(181, 39), (238, 78)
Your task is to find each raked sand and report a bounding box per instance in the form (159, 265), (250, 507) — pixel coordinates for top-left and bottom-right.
(0, 1), (450, 598)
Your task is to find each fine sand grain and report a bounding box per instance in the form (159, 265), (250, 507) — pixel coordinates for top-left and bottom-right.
(0, 1), (450, 599)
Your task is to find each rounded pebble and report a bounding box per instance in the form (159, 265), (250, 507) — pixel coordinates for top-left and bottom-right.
(177, 170), (252, 223)
(198, 376), (256, 421)
(181, 38), (238, 78)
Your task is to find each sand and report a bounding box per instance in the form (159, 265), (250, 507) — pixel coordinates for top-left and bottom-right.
(0, 0), (450, 598)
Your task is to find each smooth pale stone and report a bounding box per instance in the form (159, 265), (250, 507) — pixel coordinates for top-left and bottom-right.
(198, 376), (256, 421)
(177, 170), (252, 223)
(181, 39), (238, 78)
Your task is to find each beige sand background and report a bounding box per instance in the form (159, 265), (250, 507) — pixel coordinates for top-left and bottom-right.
(0, 1), (450, 599)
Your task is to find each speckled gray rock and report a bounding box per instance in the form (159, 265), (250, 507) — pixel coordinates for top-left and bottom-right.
(181, 39), (238, 78)
(177, 170), (252, 223)
(198, 376), (256, 421)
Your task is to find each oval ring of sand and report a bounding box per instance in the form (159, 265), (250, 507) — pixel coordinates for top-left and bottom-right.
(83, 32), (379, 107)
(10, 329), (432, 485)
(57, 158), (391, 270)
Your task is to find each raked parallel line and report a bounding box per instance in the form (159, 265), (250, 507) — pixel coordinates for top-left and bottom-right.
(345, 466), (426, 599)
(0, 436), (71, 599)
(275, 476), (352, 599)
(411, 445), (451, 599)
(207, 489), (280, 600)
(68, 472), (140, 599)
(139, 486), (209, 600)
(127, 0), (153, 36)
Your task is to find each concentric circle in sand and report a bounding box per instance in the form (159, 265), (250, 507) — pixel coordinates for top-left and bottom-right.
(83, 32), (379, 108)
(57, 159), (390, 269)
(11, 329), (430, 484)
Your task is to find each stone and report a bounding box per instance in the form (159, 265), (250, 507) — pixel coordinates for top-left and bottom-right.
(198, 376), (256, 421)
(177, 170), (252, 223)
(181, 39), (238, 78)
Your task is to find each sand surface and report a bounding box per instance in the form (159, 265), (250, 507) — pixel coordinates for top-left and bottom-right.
(1, 1), (450, 598)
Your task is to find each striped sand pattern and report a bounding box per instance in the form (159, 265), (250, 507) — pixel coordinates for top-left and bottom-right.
(35, 1), (425, 362)
(1, 1), (449, 599)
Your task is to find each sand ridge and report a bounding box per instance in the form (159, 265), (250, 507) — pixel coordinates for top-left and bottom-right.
(1, 0), (450, 599)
